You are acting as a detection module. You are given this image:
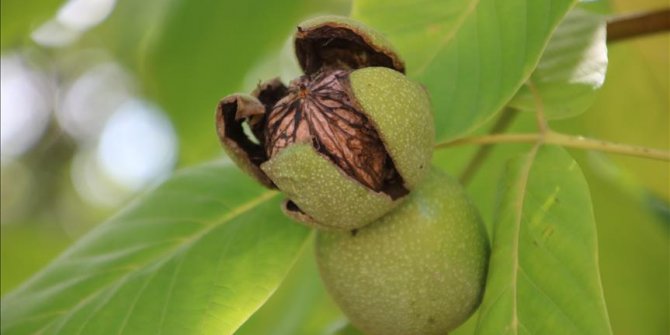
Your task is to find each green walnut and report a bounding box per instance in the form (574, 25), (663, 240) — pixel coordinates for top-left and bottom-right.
(216, 16), (434, 230)
(315, 168), (490, 335)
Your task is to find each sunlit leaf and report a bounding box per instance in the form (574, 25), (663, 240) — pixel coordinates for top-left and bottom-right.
(236, 239), (344, 335)
(509, 9), (608, 119)
(0, 161), (310, 335)
(352, 0), (577, 141)
(476, 145), (612, 334)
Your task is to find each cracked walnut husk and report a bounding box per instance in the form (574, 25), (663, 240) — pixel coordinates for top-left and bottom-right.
(265, 68), (392, 192)
(215, 16), (434, 230)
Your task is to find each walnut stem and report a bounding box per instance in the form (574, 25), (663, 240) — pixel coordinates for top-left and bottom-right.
(436, 131), (670, 161)
(607, 8), (670, 43)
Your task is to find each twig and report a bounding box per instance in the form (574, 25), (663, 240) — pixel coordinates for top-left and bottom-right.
(437, 131), (670, 161)
(607, 8), (670, 43)
(545, 131), (670, 161)
(437, 133), (540, 148)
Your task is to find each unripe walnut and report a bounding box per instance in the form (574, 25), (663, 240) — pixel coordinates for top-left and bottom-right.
(216, 16), (434, 230)
(315, 168), (490, 335)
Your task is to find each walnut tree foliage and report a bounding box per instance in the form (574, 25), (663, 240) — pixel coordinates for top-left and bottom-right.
(1, 0), (668, 334)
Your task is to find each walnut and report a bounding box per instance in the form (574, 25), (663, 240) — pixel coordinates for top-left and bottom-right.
(215, 16), (434, 230)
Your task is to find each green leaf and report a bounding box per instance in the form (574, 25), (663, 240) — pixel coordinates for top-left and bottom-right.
(236, 238), (344, 335)
(508, 9), (607, 119)
(578, 152), (670, 335)
(352, 0), (577, 141)
(0, 161), (310, 335)
(352, 0), (479, 70)
(0, 0), (63, 49)
(476, 145), (612, 334)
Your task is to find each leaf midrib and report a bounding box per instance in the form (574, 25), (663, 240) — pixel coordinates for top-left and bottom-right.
(509, 143), (542, 334)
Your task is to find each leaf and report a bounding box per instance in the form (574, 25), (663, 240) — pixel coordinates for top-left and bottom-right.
(352, 0), (577, 141)
(476, 145), (612, 334)
(235, 238), (344, 335)
(578, 152), (670, 335)
(0, 0), (63, 49)
(0, 161), (310, 335)
(508, 9), (608, 119)
(352, 0), (479, 70)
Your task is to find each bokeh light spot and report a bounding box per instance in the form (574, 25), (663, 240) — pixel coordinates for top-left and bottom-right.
(0, 55), (51, 161)
(96, 99), (177, 191)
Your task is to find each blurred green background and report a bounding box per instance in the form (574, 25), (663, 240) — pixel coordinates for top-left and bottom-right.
(1, 0), (668, 334)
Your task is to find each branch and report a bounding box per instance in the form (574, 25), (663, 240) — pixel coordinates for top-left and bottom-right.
(607, 8), (670, 43)
(437, 131), (670, 161)
(438, 133), (539, 148)
(545, 132), (670, 161)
